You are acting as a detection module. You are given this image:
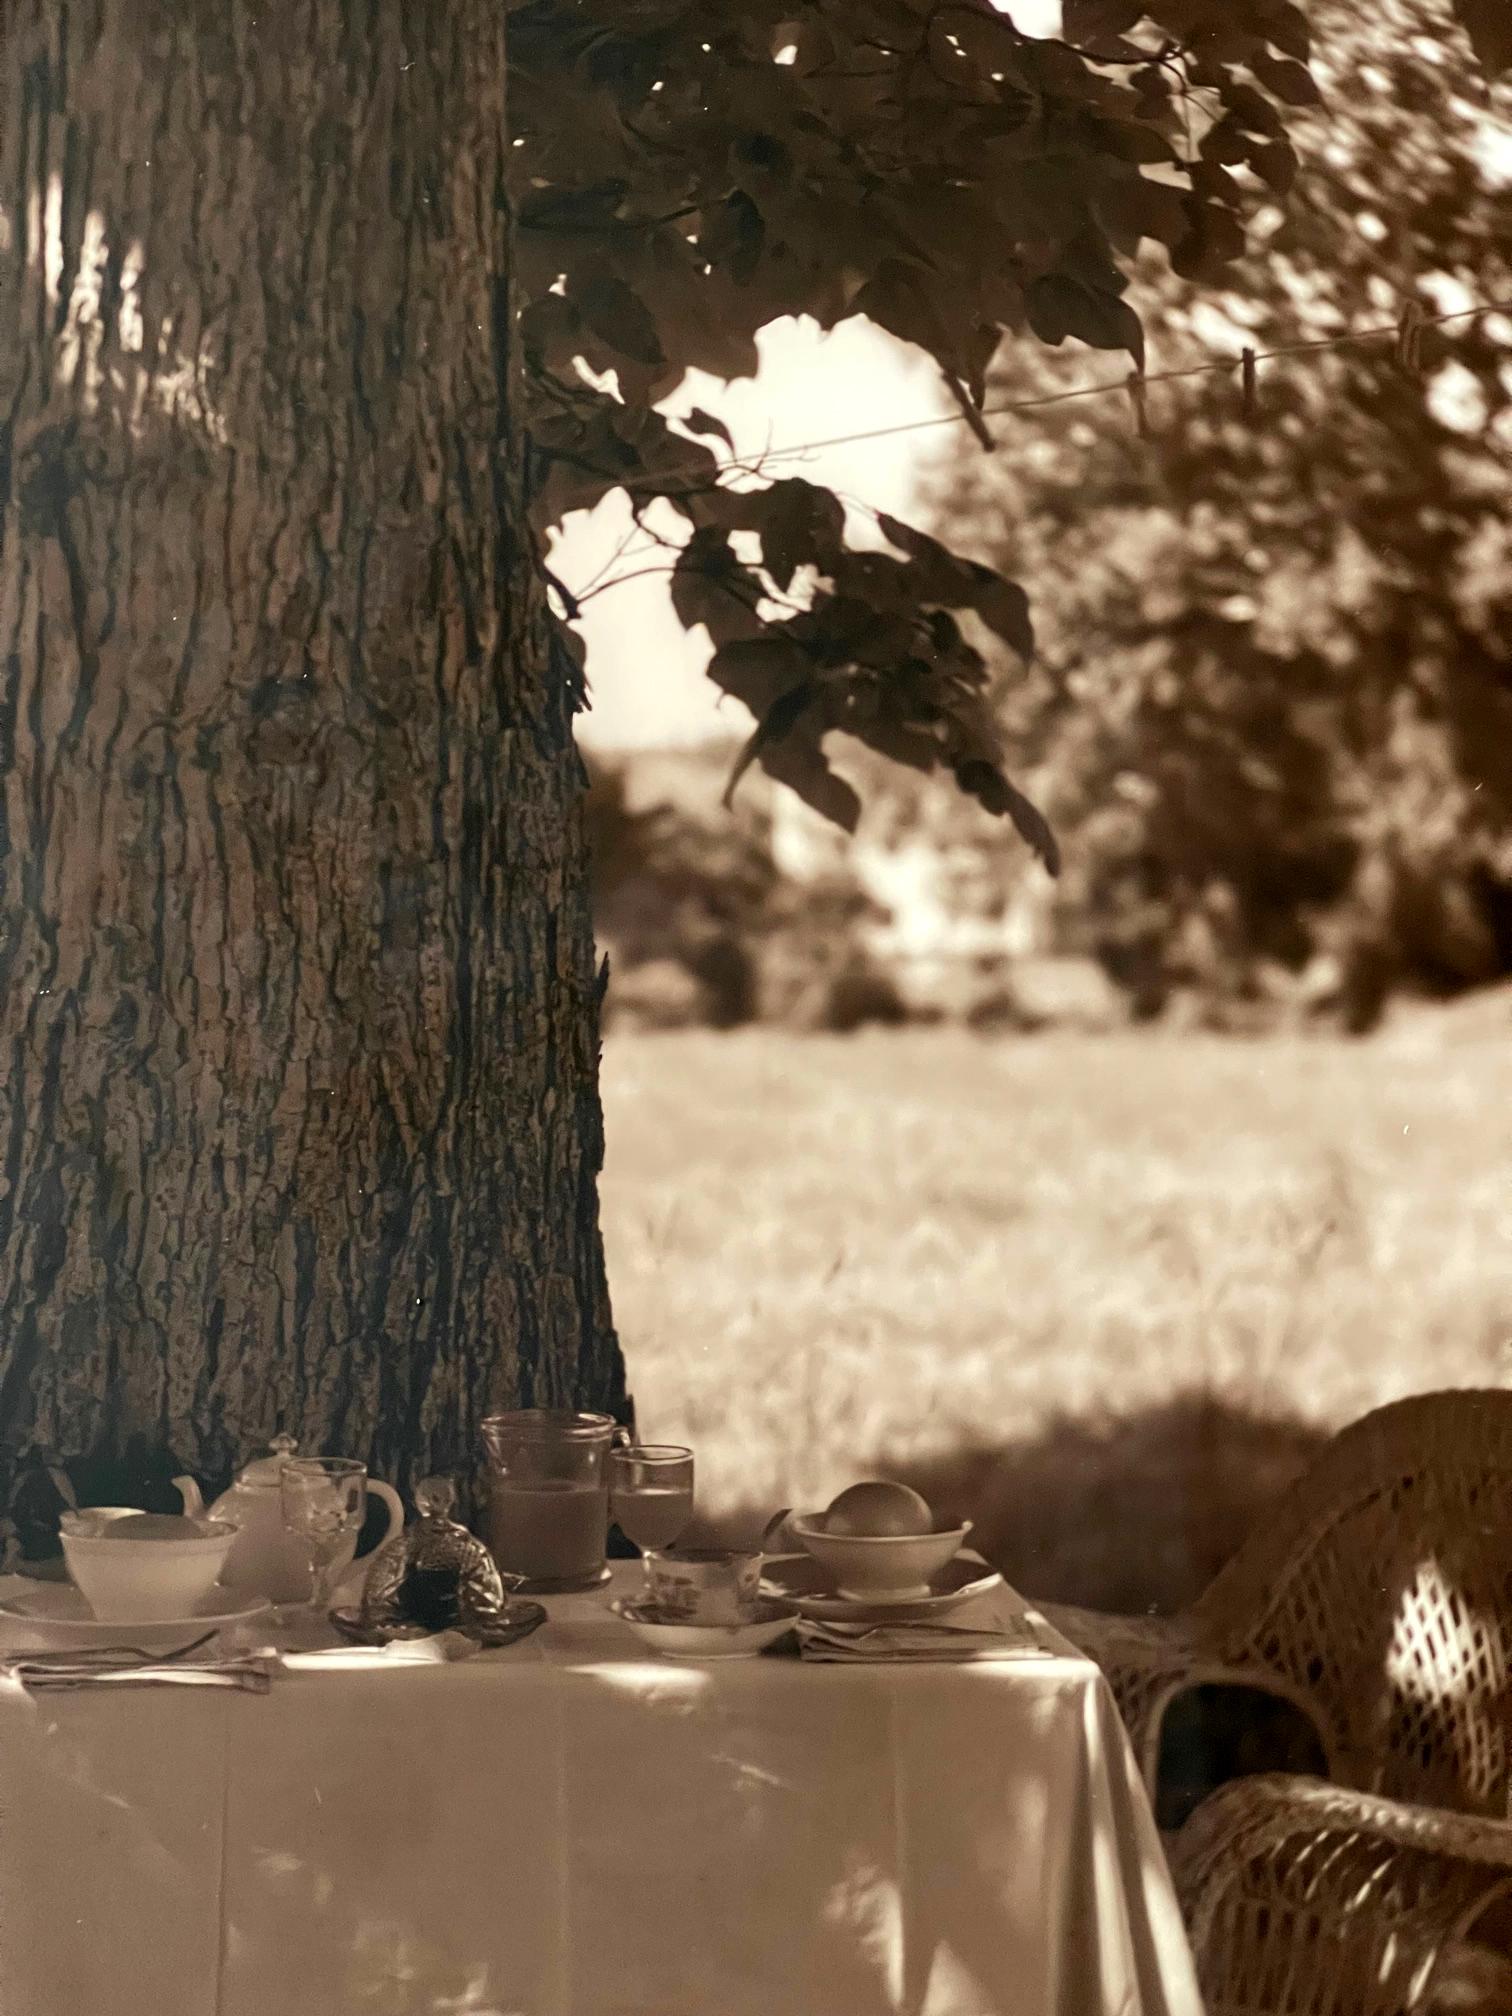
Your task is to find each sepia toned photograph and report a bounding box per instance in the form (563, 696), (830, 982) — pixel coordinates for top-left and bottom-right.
(0, 0), (1509, 2010)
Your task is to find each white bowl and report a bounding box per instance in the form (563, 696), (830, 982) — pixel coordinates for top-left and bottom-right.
(786, 1514), (971, 1601)
(60, 1512), (240, 1622)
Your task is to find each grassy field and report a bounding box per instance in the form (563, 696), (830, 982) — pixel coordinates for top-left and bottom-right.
(598, 1021), (1512, 1611)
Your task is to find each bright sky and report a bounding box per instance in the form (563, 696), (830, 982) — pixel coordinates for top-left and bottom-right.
(558, 321), (955, 749)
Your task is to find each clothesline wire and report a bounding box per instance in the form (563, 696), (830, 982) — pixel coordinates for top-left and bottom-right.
(560, 295), (1511, 606)
(687, 297), (1512, 475)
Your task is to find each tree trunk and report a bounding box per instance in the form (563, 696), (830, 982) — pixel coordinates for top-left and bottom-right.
(0, 0), (624, 1534)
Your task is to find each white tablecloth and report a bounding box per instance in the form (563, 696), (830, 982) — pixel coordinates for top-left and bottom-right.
(0, 1569), (1200, 2016)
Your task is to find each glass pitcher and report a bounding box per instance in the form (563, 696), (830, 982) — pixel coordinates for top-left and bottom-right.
(480, 1410), (627, 1592)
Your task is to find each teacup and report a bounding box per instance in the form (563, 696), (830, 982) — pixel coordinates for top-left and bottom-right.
(60, 1510), (240, 1622)
(644, 1546), (762, 1625)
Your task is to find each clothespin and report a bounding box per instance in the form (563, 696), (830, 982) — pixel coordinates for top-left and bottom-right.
(1240, 346), (1258, 422)
(1127, 366), (1150, 439)
(1397, 300), (1426, 374)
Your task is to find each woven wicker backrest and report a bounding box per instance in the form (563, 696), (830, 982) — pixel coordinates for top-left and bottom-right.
(1191, 1390), (1512, 1814)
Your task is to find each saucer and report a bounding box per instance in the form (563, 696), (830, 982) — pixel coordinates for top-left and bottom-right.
(760, 1551), (1002, 1624)
(328, 1601), (547, 1650)
(0, 1582), (271, 1650)
(609, 1596), (798, 1660)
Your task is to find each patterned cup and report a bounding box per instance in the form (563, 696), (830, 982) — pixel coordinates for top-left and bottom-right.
(643, 1546), (762, 1625)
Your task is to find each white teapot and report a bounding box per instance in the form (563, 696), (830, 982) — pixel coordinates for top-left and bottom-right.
(174, 1435), (404, 1605)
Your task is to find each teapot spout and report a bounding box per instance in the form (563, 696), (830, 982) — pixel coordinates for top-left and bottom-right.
(172, 1473), (206, 1518)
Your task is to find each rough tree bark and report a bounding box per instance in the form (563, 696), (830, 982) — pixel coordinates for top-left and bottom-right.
(0, 0), (625, 1532)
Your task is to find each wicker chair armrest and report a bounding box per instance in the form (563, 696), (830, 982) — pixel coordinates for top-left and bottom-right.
(1171, 1774), (1512, 2014)
(1175, 1773), (1512, 1879)
(1039, 1604), (1331, 1801)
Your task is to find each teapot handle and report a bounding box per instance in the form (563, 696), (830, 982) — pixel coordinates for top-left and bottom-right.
(365, 1481), (405, 1554)
(172, 1474), (205, 1518)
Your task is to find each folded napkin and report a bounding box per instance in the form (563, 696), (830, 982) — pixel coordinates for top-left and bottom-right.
(1, 1646), (277, 1694)
(797, 1608), (1053, 1665)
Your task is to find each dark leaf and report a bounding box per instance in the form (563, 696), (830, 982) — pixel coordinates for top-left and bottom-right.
(875, 512), (977, 604)
(578, 275), (665, 367)
(707, 635), (814, 716)
(874, 516), (1035, 660)
(1256, 0), (1311, 60)
(671, 529), (764, 646)
(1171, 200), (1247, 281)
(724, 681), (822, 804)
(969, 568), (1036, 660)
(730, 131), (794, 188)
(1093, 120), (1180, 166)
(954, 761), (1061, 873)
(928, 609), (965, 656)
(770, 18), (837, 73)
(850, 260), (941, 354)
(680, 407), (736, 451)
(517, 178), (629, 233)
(1201, 114), (1257, 167)
(807, 586), (920, 666)
(1064, 0), (1143, 43)
(1250, 141), (1298, 196)
(963, 323), (1002, 410)
(1453, 0), (1512, 75)
(860, 717), (942, 771)
(824, 555), (916, 621)
(1191, 159), (1243, 206)
(757, 479), (848, 592)
(1225, 83), (1286, 138)
(551, 619), (590, 712)
(755, 736), (862, 834)
(699, 192), (766, 285)
(1026, 275), (1145, 367)
(1095, 174), (1192, 251)
(1250, 51), (1323, 106)
(519, 295), (583, 372)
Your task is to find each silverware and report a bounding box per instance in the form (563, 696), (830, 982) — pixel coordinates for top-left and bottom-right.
(796, 1615), (1056, 1661)
(808, 1621), (1016, 1641)
(5, 1630), (220, 1669)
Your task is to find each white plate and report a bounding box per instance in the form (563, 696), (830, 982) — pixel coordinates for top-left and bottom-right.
(0, 1582), (271, 1650)
(609, 1596), (798, 1660)
(760, 1551), (1003, 1624)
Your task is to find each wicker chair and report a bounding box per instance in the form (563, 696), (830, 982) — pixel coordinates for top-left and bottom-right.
(1042, 1391), (1512, 1805)
(1046, 1390), (1512, 2014)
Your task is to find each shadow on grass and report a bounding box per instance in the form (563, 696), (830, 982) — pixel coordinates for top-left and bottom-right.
(708, 1390), (1329, 1618)
(888, 1391), (1329, 1616)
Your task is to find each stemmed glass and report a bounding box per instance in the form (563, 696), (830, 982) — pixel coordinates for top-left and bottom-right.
(280, 1457), (368, 1613)
(608, 1444), (695, 1557)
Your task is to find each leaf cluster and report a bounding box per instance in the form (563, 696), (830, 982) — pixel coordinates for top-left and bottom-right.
(509, 0), (1502, 860)
(511, 0), (1325, 860)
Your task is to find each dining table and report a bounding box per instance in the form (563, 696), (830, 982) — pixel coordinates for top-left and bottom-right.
(0, 1563), (1202, 2016)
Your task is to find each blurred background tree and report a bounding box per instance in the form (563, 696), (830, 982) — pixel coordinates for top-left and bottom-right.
(924, 0), (1512, 1030)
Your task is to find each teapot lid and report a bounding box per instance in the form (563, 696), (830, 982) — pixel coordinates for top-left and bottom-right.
(236, 1433), (299, 1488)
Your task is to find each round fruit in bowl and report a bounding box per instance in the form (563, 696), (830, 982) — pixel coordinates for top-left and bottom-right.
(788, 1482), (970, 1602)
(822, 1481), (935, 1538)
